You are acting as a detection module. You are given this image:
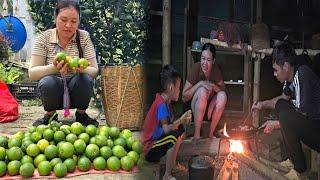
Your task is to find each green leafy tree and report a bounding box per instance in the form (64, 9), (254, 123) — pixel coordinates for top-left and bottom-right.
(27, 0), (147, 66)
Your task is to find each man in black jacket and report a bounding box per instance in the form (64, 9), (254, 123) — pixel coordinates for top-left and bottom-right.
(251, 43), (320, 173)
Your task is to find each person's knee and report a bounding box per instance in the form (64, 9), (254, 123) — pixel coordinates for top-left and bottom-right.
(196, 87), (209, 98)
(193, 87), (209, 105)
(215, 91), (227, 111)
(38, 76), (60, 95)
(77, 74), (94, 88)
(275, 99), (293, 113)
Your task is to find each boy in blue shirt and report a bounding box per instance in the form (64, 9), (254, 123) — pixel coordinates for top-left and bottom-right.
(141, 65), (192, 180)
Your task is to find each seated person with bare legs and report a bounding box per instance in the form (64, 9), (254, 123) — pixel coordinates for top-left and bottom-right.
(182, 43), (227, 139)
(141, 65), (192, 180)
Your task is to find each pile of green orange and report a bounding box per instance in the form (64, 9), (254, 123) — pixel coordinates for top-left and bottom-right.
(56, 52), (90, 69)
(0, 122), (142, 178)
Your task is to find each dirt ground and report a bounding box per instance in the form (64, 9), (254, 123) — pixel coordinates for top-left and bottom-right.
(0, 103), (104, 135)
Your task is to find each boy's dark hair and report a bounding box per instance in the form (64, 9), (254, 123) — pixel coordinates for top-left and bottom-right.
(55, 0), (80, 17)
(202, 43), (216, 59)
(160, 65), (181, 91)
(272, 42), (296, 67)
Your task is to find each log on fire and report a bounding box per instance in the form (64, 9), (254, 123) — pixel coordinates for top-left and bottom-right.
(177, 138), (229, 161)
(216, 155), (239, 180)
(217, 156), (233, 180)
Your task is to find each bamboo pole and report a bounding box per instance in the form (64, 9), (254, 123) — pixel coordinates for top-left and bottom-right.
(200, 38), (320, 56)
(162, 0), (171, 66)
(257, 48), (320, 56)
(252, 54), (261, 127)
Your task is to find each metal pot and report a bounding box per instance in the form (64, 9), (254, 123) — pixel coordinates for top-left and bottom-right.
(189, 155), (214, 180)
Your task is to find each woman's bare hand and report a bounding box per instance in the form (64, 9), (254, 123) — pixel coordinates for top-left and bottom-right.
(53, 58), (68, 76)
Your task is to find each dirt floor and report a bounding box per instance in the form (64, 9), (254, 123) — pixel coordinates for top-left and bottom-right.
(0, 102), (104, 135)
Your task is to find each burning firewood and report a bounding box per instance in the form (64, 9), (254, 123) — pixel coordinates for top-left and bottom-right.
(231, 161), (239, 180)
(216, 154), (235, 180)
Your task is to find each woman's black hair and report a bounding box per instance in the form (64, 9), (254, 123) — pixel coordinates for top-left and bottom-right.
(201, 43), (216, 59)
(55, 0), (80, 17)
(160, 65), (181, 91)
(272, 42), (296, 67)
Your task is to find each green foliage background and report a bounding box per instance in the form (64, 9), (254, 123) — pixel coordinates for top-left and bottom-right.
(27, 0), (147, 66)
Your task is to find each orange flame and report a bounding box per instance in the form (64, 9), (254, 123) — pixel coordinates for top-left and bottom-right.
(229, 139), (244, 154)
(223, 122), (230, 138)
(223, 123), (244, 154)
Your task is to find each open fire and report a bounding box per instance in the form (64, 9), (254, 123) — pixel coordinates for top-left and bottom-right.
(223, 123), (244, 154)
(216, 123), (245, 180)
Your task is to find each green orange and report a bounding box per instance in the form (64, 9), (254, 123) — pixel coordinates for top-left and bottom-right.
(0, 161), (6, 177)
(68, 57), (79, 69)
(93, 156), (107, 170)
(86, 124), (97, 137)
(85, 144), (100, 160)
(73, 139), (86, 155)
(0, 147), (6, 160)
(44, 145), (58, 160)
(107, 156), (120, 171)
(34, 154), (47, 167)
(78, 58), (89, 69)
(37, 139), (49, 152)
(77, 156), (91, 172)
(70, 122), (85, 135)
(19, 162), (34, 178)
(54, 163), (68, 178)
(54, 131), (66, 143)
(38, 161), (52, 176)
(121, 156), (134, 171)
(26, 143), (40, 157)
(63, 158), (76, 173)
(56, 52), (67, 62)
(7, 160), (21, 176)
(43, 129), (54, 141)
(58, 142), (74, 159)
(7, 146), (23, 161)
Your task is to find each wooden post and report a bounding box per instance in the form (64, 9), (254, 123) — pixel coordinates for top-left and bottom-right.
(252, 54), (261, 127)
(182, 0), (189, 83)
(2, 0), (8, 15)
(13, 0), (18, 16)
(162, 0), (171, 66)
(256, 0), (262, 23)
(243, 52), (250, 114)
(186, 46), (192, 78)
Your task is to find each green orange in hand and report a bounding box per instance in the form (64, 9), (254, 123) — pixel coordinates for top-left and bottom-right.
(68, 57), (79, 69)
(78, 58), (89, 69)
(65, 56), (72, 64)
(56, 52), (66, 62)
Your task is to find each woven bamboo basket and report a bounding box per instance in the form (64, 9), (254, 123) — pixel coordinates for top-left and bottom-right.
(100, 65), (146, 130)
